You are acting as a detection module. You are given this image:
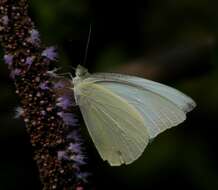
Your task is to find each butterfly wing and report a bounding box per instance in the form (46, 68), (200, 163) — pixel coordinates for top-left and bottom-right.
(75, 82), (149, 166)
(83, 73), (196, 138)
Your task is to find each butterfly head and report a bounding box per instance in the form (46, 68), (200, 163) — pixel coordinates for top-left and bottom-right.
(75, 65), (89, 78)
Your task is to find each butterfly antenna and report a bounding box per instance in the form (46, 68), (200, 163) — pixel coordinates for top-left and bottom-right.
(82, 24), (92, 66)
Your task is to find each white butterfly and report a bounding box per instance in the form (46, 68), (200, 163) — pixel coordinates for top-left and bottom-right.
(72, 65), (196, 166)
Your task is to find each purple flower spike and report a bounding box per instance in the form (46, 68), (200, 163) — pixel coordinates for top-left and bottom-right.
(0, 1), (89, 189)
(41, 46), (58, 61)
(39, 82), (49, 90)
(4, 54), (13, 67)
(57, 112), (78, 126)
(56, 95), (72, 110)
(10, 68), (21, 79)
(1, 15), (9, 25)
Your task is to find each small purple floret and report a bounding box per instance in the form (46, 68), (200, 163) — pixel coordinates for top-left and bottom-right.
(57, 151), (68, 160)
(39, 82), (49, 90)
(58, 112), (78, 126)
(41, 110), (46, 116)
(4, 54), (13, 66)
(68, 142), (82, 154)
(1, 15), (9, 25)
(41, 46), (58, 61)
(56, 95), (72, 110)
(72, 154), (86, 165)
(28, 29), (40, 45)
(10, 68), (21, 79)
(67, 131), (82, 142)
(25, 56), (34, 68)
(53, 81), (65, 89)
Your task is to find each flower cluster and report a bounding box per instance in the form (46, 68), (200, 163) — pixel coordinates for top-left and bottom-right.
(0, 0), (91, 189)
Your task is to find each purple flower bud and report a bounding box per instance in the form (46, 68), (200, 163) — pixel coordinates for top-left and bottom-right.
(1, 15), (9, 25)
(56, 95), (72, 110)
(39, 82), (49, 90)
(10, 68), (21, 79)
(42, 46), (58, 61)
(4, 54), (13, 66)
(57, 112), (78, 126)
(27, 29), (40, 45)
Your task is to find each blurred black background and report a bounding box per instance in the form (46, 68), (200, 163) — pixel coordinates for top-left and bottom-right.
(1, 0), (218, 189)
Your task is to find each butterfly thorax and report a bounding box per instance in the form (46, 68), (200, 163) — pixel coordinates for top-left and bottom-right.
(73, 65), (91, 105)
(75, 65), (89, 78)
(73, 65), (90, 85)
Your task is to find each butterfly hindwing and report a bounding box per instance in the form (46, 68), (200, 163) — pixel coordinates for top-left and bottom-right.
(75, 82), (149, 166)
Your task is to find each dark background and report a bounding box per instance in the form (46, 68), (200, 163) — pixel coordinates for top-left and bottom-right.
(1, 0), (218, 189)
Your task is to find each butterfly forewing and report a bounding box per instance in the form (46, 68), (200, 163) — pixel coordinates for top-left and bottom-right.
(82, 73), (196, 138)
(86, 73), (196, 113)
